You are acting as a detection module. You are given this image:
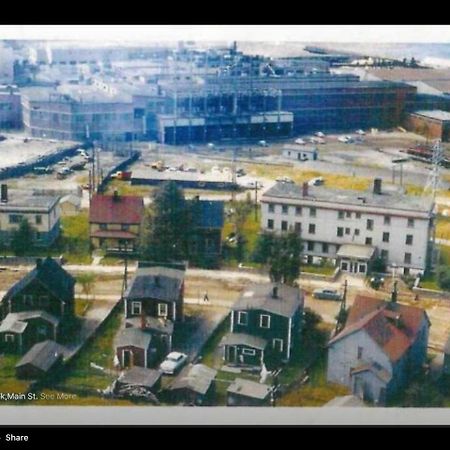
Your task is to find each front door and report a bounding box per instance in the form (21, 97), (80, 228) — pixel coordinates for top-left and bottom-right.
(123, 350), (133, 368)
(227, 346), (237, 364)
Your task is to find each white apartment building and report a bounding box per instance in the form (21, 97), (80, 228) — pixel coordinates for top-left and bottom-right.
(260, 179), (435, 276)
(0, 185), (61, 248)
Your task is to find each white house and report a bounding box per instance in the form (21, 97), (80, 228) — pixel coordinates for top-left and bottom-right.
(260, 178), (435, 275)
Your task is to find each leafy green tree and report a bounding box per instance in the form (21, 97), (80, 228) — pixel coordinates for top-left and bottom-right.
(140, 181), (192, 262)
(437, 267), (450, 291)
(252, 230), (302, 285)
(76, 272), (96, 302)
(11, 218), (35, 256)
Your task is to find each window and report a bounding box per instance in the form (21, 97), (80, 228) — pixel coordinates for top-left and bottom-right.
(404, 253), (412, 264)
(242, 348), (256, 356)
(308, 224), (316, 234)
(268, 203), (275, 213)
(282, 205), (289, 215)
(346, 211), (352, 218)
(382, 232), (390, 243)
(354, 228), (360, 236)
(38, 295), (49, 308)
(237, 311), (248, 326)
(384, 216), (391, 225)
(357, 346), (363, 359)
(338, 211), (344, 219)
(381, 249), (389, 260)
(121, 224), (130, 231)
(9, 214), (22, 224)
(35, 215), (42, 225)
(158, 303), (168, 317)
(23, 294), (33, 307)
(260, 314), (271, 329)
(267, 219), (274, 230)
(295, 206), (302, 216)
(273, 338), (284, 352)
(322, 243), (329, 253)
(406, 234), (413, 245)
(131, 301), (142, 315)
(355, 212), (361, 219)
(295, 222), (302, 233)
(99, 223), (107, 231)
(366, 219), (374, 231)
(4, 334), (14, 343)
(345, 227), (350, 235)
(365, 237), (373, 245)
(407, 218), (415, 228)
(309, 207), (316, 218)
(337, 227), (344, 237)
(281, 221), (288, 231)
(307, 241), (314, 251)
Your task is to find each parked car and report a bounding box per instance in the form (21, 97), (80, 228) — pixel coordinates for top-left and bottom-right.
(313, 288), (342, 301)
(295, 138), (306, 145)
(308, 176), (324, 186)
(356, 129), (366, 135)
(276, 176), (294, 184)
(258, 140), (269, 147)
(315, 131), (325, 137)
(159, 352), (188, 375)
(207, 142), (215, 149)
(338, 135), (354, 144)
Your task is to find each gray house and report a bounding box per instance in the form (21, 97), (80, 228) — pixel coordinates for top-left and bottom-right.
(327, 292), (430, 405)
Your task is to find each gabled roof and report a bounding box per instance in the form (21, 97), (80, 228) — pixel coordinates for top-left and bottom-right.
(191, 200), (224, 229)
(115, 328), (152, 350)
(117, 367), (161, 388)
(232, 283), (303, 318)
(0, 310), (59, 334)
(227, 378), (271, 400)
(16, 340), (65, 372)
(2, 257), (75, 304)
(168, 364), (217, 395)
(329, 294), (429, 363)
(89, 194), (144, 224)
(125, 266), (185, 302)
(125, 317), (174, 335)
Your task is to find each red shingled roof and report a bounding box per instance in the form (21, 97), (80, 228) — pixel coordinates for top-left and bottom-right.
(329, 294), (429, 362)
(89, 194), (144, 225)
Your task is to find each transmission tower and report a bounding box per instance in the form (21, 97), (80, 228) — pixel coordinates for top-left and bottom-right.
(423, 139), (444, 200)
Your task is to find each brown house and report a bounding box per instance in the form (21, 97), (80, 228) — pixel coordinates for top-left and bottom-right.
(115, 327), (154, 369)
(89, 192), (144, 253)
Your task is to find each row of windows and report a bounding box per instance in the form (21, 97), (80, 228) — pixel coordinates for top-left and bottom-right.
(267, 203), (416, 229)
(9, 214), (42, 225)
(240, 338), (284, 355)
(99, 223), (130, 231)
(237, 311), (271, 329)
(131, 301), (168, 317)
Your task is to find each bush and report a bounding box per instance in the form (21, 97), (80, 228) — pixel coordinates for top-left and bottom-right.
(437, 267), (450, 291)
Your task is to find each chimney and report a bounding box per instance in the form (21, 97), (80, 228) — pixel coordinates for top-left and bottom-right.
(373, 178), (382, 195)
(391, 280), (398, 303)
(1, 184), (8, 203)
(272, 285), (278, 299)
(302, 182), (308, 197)
(113, 189), (120, 202)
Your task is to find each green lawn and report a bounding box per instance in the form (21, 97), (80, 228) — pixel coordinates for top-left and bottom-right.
(301, 264), (336, 276)
(60, 212), (92, 264)
(0, 354), (32, 398)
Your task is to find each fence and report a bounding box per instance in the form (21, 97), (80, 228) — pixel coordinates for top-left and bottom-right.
(97, 150), (140, 193)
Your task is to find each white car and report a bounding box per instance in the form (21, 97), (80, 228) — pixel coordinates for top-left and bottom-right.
(338, 135), (354, 144)
(356, 129), (366, 135)
(315, 131), (325, 137)
(258, 140), (269, 147)
(207, 142), (215, 149)
(295, 138), (306, 145)
(159, 352), (188, 375)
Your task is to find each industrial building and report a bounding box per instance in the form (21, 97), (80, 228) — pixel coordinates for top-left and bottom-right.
(406, 110), (450, 142)
(260, 179), (435, 275)
(0, 85), (22, 129)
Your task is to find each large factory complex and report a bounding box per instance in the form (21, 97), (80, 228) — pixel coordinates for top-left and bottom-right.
(1, 40), (450, 144)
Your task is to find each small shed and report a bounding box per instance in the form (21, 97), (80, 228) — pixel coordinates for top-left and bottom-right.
(282, 145), (318, 162)
(15, 340), (65, 380)
(227, 378), (272, 406)
(115, 327), (154, 369)
(221, 333), (267, 367)
(115, 366), (162, 394)
(59, 194), (82, 216)
(167, 364), (217, 406)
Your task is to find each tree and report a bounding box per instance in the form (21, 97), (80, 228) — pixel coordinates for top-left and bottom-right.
(76, 272), (96, 302)
(140, 181), (193, 262)
(437, 267), (450, 291)
(252, 230), (302, 285)
(11, 219), (35, 256)
(229, 199), (253, 262)
(403, 379), (443, 407)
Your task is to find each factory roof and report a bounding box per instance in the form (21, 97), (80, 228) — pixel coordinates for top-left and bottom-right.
(411, 110), (450, 122)
(262, 181), (434, 216)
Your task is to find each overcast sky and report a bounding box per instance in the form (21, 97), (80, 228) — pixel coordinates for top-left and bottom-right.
(0, 25), (449, 43)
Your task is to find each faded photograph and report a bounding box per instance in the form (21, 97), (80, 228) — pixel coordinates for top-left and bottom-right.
(0, 26), (450, 414)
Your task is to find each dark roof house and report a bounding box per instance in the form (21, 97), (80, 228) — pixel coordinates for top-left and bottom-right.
(227, 378), (272, 406)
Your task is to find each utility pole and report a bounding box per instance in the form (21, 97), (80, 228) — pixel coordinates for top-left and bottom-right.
(121, 240), (129, 299)
(254, 181), (260, 221)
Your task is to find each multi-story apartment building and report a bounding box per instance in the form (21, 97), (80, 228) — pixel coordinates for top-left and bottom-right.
(260, 179), (435, 276)
(0, 185), (60, 247)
